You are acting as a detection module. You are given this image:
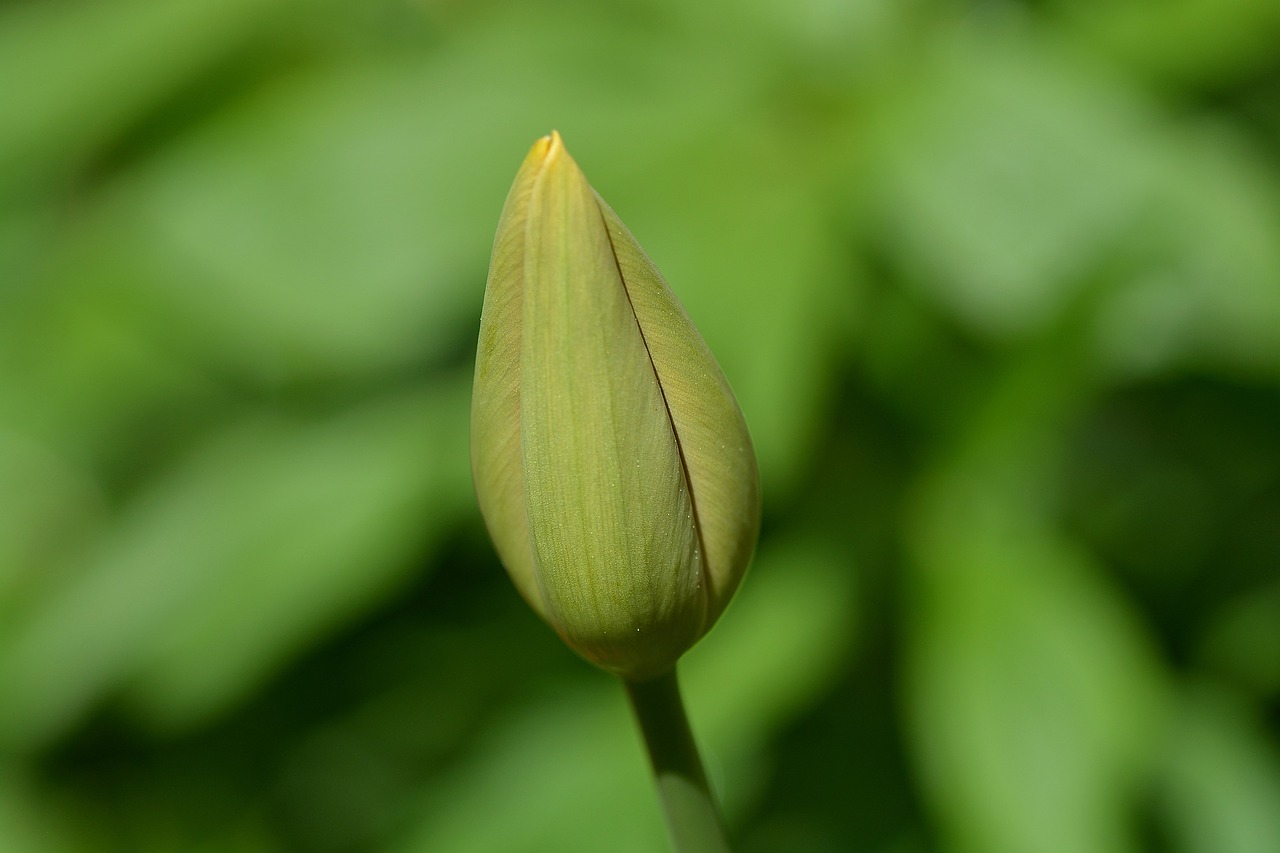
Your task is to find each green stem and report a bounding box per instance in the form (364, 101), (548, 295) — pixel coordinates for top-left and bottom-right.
(623, 668), (731, 852)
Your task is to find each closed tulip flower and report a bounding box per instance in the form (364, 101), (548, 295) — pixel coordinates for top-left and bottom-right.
(471, 131), (760, 681)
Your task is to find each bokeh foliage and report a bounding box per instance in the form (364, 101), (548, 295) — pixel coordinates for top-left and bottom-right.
(2, 0), (1280, 851)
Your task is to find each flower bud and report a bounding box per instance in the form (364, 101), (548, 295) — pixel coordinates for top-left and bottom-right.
(471, 132), (760, 680)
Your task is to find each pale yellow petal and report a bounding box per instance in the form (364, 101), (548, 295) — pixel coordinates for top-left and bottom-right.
(596, 195), (761, 631)
(471, 137), (552, 618)
(520, 135), (704, 678)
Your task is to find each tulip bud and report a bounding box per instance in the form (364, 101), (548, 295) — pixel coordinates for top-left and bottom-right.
(471, 131), (760, 680)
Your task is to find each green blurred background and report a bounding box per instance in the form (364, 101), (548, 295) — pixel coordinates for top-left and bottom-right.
(3, 0), (1280, 851)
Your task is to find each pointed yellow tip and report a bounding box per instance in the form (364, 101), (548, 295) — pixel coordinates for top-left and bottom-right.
(530, 130), (564, 163)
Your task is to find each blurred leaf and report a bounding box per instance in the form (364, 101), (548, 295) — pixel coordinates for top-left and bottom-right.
(868, 28), (1162, 338)
(1156, 683), (1280, 853)
(1058, 0), (1280, 91)
(62, 3), (770, 383)
(0, 377), (471, 746)
(0, 764), (88, 853)
(647, 0), (912, 81)
(0, 0), (292, 199)
(0, 277), (220, 472)
(392, 536), (856, 853)
(124, 378), (474, 730)
(1094, 125), (1280, 377)
(906, 468), (1167, 853)
(1199, 582), (1280, 698)
(76, 61), (502, 380)
(0, 206), (59, 295)
(0, 429), (104, 620)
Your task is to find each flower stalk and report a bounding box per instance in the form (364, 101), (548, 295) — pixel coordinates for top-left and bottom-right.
(624, 669), (731, 852)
